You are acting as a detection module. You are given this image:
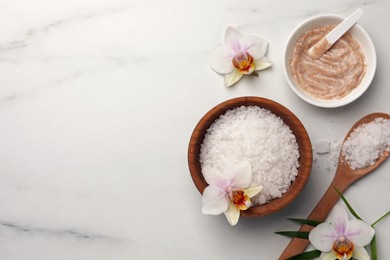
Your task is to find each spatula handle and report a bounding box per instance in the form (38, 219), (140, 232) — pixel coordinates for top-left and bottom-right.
(278, 173), (351, 260)
(326, 8), (364, 44)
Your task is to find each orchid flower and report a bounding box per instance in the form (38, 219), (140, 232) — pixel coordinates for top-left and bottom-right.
(210, 26), (272, 87)
(201, 162), (262, 226)
(309, 205), (375, 260)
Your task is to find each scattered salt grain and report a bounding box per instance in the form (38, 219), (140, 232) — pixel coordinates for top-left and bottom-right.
(315, 140), (331, 154)
(329, 140), (341, 169)
(342, 118), (390, 170)
(199, 106), (300, 205)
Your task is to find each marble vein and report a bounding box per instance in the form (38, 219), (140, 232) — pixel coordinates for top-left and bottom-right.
(0, 6), (128, 54)
(0, 54), (147, 102)
(0, 221), (123, 242)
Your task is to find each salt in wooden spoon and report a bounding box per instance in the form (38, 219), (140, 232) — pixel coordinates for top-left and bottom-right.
(279, 112), (390, 260)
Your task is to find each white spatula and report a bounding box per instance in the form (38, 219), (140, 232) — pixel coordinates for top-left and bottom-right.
(308, 9), (364, 59)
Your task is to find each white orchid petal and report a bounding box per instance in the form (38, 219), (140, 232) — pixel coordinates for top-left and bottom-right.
(202, 167), (228, 189)
(331, 205), (349, 235)
(345, 219), (375, 247)
(352, 246), (370, 260)
(224, 26), (243, 53)
(320, 251), (337, 260)
(243, 185), (263, 198)
(224, 200), (240, 226)
(211, 27), (271, 87)
(210, 45), (235, 74)
(241, 35), (268, 58)
(201, 186), (229, 215)
(309, 223), (338, 252)
(224, 162), (252, 188)
(254, 58), (272, 71)
(224, 69), (243, 87)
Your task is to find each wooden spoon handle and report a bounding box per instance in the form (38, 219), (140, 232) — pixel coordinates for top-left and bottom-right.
(278, 173), (351, 260)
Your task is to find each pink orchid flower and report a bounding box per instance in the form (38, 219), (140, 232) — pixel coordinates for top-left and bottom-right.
(201, 162), (262, 226)
(210, 26), (272, 87)
(309, 205), (375, 260)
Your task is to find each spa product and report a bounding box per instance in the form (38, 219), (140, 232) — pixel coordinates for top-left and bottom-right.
(199, 106), (300, 205)
(290, 25), (366, 100)
(342, 117), (390, 170)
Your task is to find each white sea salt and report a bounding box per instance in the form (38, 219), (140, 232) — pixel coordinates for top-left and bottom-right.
(329, 140), (341, 170)
(314, 140), (331, 154)
(313, 139), (341, 172)
(199, 106), (300, 205)
(342, 118), (390, 170)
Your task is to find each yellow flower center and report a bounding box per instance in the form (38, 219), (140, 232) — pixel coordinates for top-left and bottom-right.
(332, 236), (354, 260)
(232, 51), (255, 74)
(232, 190), (251, 210)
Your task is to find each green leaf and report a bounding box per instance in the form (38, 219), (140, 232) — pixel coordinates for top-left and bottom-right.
(288, 218), (322, 227)
(371, 210), (390, 227)
(286, 250), (321, 260)
(333, 186), (362, 220)
(251, 71), (259, 77)
(371, 233), (377, 260)
(274, 231), (309, 239)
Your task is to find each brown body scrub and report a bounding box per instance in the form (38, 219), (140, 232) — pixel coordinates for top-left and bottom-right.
(290, 26), (366, 100)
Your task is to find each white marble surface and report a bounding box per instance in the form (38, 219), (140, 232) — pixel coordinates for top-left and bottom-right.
(0, 0), (389, 259)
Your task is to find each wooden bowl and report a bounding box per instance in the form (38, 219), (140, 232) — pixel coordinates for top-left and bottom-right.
(188, 96), (312, 217)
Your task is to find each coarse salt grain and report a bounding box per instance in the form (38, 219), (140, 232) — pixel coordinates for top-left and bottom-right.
(313, 139), (341, 172)
(199, 106), (300, 206)
(314, 140), (331, 154)
(342, 117), (390, 170)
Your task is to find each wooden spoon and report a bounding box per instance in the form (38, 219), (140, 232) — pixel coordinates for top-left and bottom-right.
(279, 112), (390, 260)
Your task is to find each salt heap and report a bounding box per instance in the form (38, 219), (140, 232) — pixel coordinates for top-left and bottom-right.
(199, 106), (300, 205)
(342, 117), (390, 170)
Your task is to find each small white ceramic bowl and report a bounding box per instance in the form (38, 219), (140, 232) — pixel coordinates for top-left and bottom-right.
(283, 14), (376, 108)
